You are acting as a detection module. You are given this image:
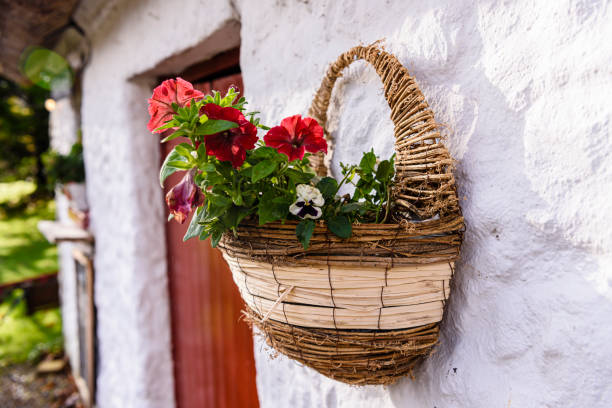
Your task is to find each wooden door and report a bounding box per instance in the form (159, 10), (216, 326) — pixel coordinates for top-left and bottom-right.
(162, 60), (259, 408)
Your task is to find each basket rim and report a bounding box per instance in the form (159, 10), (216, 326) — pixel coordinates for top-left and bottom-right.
(228, 215), (464, 232)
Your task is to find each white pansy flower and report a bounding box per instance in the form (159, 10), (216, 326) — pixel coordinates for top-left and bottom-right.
(296, 185), (324, 206)
(289, 184), (325, 219)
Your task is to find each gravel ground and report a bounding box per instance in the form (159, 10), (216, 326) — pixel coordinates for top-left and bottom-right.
(0, 363), (82, 408)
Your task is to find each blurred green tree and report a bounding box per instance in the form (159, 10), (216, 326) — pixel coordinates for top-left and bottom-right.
(0, 76), (50, 197)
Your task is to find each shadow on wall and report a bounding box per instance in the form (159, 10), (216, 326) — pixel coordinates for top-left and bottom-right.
(387, 2), (612, 407)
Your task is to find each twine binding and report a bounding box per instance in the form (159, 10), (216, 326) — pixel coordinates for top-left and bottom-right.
(218, 44), (464, 385)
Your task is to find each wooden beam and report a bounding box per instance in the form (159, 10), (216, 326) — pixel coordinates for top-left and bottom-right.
(37, 220), (93, 243)
(0, 0), (79, 83)
(179, 48), (240, 83)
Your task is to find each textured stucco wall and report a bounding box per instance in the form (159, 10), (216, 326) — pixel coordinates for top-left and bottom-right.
(77, 0), (612, 406)
(235, 0), (612, 407)
(78, 1), (239, 406)
(48, 98), (81, 377)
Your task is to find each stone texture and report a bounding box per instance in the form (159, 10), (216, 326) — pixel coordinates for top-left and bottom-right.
(49, 97), (80, 379)
(236, 0), (612, 407)
(78, 1), (239, 406)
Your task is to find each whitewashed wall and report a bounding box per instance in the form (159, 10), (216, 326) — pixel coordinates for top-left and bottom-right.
(48, 98), (80, 376)
(240, 0), (612, 407)
(75, 0), (612, 407)
(75, 0), (242, 406)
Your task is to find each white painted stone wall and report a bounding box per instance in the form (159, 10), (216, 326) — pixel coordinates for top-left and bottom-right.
(240, 1), (612, 407)
(75, 0), (240, 407)
(48, 97), (81, 377)
(74, 0), (612, 406)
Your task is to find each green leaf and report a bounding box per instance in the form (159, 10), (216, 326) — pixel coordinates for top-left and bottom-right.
(211, 194), (232, 208)
(359, 149), (377, 173)
(210, 230), (223, 247)
(160, 149), (185, 187)
(232, 96), (247, 110)
(295, 219), (315, 249)
(251, 146), (277, 160)
(215, 161), (233, 178)
(231, 188), (244, 206)
(258, 192), (292, 225)
(166, 160), (194, 170)
(328, 215), (352, 239)
(340, 202), (364, 214)
(160, 130), (186, 143)
(200, 163), (216, 172)
(220, 87), (238, 107)
(167, 213), (175, 222)
(221, 206), (250, 230)
(201, 170), (224, 185)
(355, 174), (375, 198)
(376, 159), (394, 181)
(316, 177), (338, 200)
(285, 168), (313, 184)
(154, 120), (178, 133)
(203, 194), (232, 221)
(239, 165), (253, 178)
(211, 184), (231, 196)
(183, 207), (205, 241)
(195, 119), (238, 136)
(242, 191), (257, 207)
(190, 100), (199, 117)
(196, 141), (207, 158)
(199, 229), (212, 241)
(174, 143), (194, 160)
(251, 160), (277, 183)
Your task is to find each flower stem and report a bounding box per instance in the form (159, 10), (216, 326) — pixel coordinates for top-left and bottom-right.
(335, 169), (353, 195)
(381, 183), (392, 223)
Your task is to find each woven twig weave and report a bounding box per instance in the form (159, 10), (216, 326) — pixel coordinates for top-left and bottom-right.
(218, 44), (463, 385)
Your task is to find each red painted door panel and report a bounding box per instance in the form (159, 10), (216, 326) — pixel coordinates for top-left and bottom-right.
(163, 74), (259, 408)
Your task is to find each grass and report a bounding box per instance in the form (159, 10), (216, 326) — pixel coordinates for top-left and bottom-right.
(0, 199), (58, 284)
(0, 181), (62, 366)
(0, 180), (36, 205)
(0, 291), (63, 367)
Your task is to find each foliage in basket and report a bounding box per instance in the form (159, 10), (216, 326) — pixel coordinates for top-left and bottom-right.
(148, 78), (396, 248)
(147, 44), (464, 386)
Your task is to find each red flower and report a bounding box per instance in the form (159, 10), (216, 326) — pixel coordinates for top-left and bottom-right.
(264, 115), (327, 161)
(148, 77), (204, 133)
(201, 103), (258, 168)
(165, 169), (204, 224)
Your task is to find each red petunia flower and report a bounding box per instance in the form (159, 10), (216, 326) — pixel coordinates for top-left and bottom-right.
(165, 169), (204, 224)
(148, 77), (204, 133)
(264, 115), (327, 162)
(201, 103), (258, 168)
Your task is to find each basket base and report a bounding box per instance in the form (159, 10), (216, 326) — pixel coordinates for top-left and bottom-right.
(244, 308), (439, 385)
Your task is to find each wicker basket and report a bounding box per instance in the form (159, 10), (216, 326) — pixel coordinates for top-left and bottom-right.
(218, 44), (463, 385)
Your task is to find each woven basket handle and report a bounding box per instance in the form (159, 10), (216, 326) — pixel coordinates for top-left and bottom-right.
(308, 44), (436, 175)
(308, 45), (457, 219)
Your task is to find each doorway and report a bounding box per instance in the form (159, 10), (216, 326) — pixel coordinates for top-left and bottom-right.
(161, 48), (259, 408)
